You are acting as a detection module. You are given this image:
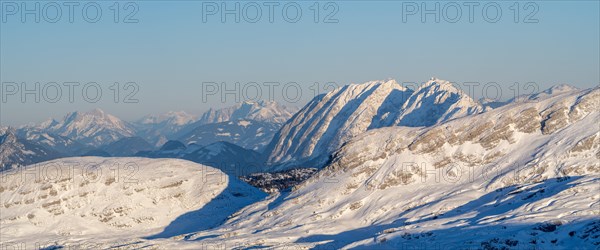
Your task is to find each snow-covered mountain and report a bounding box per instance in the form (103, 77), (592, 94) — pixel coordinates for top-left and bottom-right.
(27, 109), (136, 147)
(155, 85), (598, 249)
(165, 101), (297, 151)
(134, 111), (197, 146)
(0, 157), (266, 245)
(265, 78), (483, 170)
(177, 119), (281, 152)
(384, 78), (483, 127)
(0, 128), (63, 170)
(137, 141), (264, 176)
(137, 111), (197, 126)
(196, 100), (297, 125)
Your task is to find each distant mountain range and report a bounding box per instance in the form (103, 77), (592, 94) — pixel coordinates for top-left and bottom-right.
(174, 101), (297, 151)
(2, 101), (297, 169)
(133, 111), (198, 146)
(194, 100), (297, 125)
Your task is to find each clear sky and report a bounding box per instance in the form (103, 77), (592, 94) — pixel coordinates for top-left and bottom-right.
(1, 1), (599, 126)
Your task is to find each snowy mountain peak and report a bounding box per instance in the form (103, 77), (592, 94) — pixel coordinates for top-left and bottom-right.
(542, 84), (579, 95)
(27, 109), (136, 147)
(137, 111), (196, 126)
(133, 111), (197, 146)
(513, 84), (582, 103)
(0, 126), (8, 135)
(34, 118), (60, 130)
(380, 79), (409, 91)
(61, 108), (106, 122)
(88, 108), (105, 116)
(63, 109), (115, 123)
(241, 100), (267, 106)
(419, 78), (466, 95)
(60, 109), (132, 132)
(171, 100), (300, 149)
(197, 100), (297, 125)
(265, 78), (414, 169)
(345, 79), (406, 93)
(266, 78), (484, 170)
(391, 78), (482, 126)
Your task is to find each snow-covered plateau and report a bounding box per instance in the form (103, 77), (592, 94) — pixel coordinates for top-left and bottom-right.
(0, 157), (266, 249)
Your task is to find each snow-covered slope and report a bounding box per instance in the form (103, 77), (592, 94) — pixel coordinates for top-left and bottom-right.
(29, 109), (136, 147)
(134, 111), (197, 146)
(155, 86), (599, 249)
(265, 78), (482, 170)
(0, 157), (266, 246)
(0, 128), (63, 170)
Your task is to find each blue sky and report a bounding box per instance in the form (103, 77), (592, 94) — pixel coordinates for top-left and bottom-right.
(1, 1), (599, 126)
